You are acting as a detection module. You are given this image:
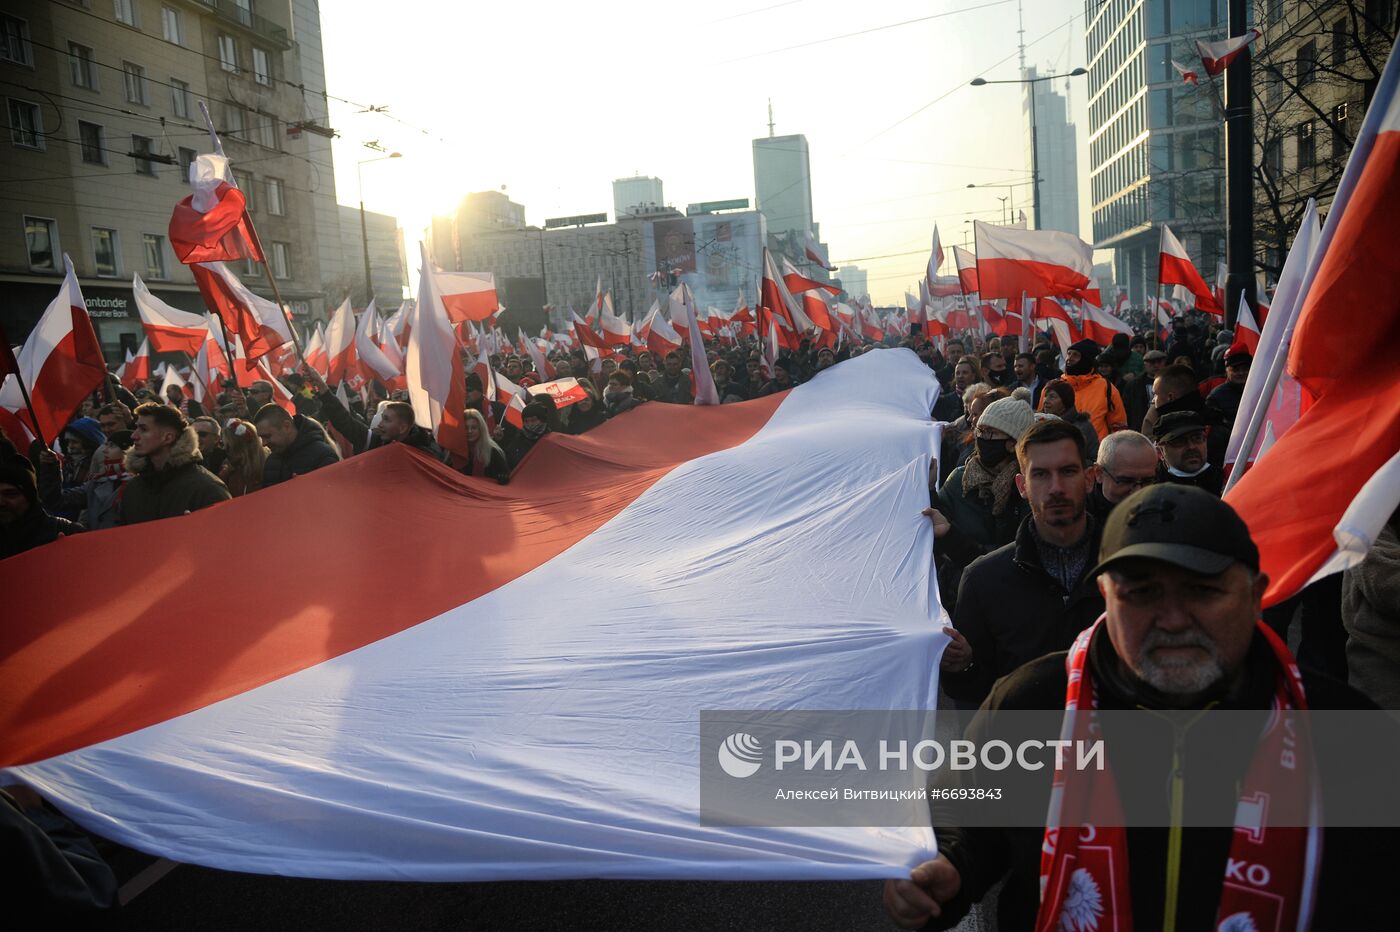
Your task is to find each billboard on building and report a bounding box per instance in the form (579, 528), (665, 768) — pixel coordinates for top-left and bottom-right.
(652, 218), (697, 274)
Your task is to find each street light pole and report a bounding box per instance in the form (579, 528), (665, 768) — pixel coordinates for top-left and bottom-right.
(970, 68), (1087, 231)
(357, 152), (402, 306)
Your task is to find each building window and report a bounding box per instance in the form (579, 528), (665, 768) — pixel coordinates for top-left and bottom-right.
(78, 120), (105, 163)
(224, 103), (245, 139)
(1366, 0), (1393, 31)
(170, 78), (190, 119)
(8, 98), (43, 149)
(234, 171), (255, 209)
(270, 242), (291, 280)
(122, 61), (148, 105)
(1332, 103), (1351, 159)
(218, 34), (238, 72)
(1264, 136), (1282, 175)
(266, 177), (285, 215)
(232, 0), (253, 26)
(161, 5), (182, 44)
(1297, 121), (1316, 169)
(1, 14), (32, 66)
(1268, 0), (1285, 22)
(251, 112), (277, 149)
(1297, 41), (1317, 87)
(143, 233), (168, 280)
(132, 134), (157, 176)
(92, 228), (120, 277)
(178, 146), (197, 180)
(1332, 19), (1347, 67)
(114, 0), (137, 26)
(25, 216), (59, 271)
(252, 48), (270, 86)
(70, 43), (98, 89)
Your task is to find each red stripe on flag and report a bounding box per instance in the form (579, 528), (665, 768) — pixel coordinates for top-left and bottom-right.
(0, 399), (783, 766)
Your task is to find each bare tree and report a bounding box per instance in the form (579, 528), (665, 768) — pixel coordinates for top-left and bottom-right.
(1251, 0), (1395, 281)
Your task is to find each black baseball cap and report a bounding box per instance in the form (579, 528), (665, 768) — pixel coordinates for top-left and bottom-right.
(1093, 484), (1259, 577)
(1153, 410), (1207, 444)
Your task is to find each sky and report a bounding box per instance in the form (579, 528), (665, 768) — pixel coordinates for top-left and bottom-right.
(321, 0), (1091, 306)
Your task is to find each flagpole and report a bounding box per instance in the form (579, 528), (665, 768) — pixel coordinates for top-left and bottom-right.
(240, 214), (307, 365)
(1221, 330), (1289, 494)
(213, 314), (242, 391)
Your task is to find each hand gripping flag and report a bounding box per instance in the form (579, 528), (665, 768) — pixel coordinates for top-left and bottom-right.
(0, 350), (948, 882)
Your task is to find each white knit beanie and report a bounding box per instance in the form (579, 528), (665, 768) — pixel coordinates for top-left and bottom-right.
(978, 397), (1037, 441)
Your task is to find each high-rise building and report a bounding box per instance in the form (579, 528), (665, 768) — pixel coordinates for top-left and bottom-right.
(1085, 0), (1227, 303)
(752, 133), (813, 242)
(613, 176), (664, 219)
(839, 265), (868, 301)
(0, 0), (339, 356)
(1023, 65), (1080, 237)
(338, 206), (408, 306)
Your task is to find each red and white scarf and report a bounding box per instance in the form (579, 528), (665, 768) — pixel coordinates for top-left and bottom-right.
(1035, 616), (1322, 932)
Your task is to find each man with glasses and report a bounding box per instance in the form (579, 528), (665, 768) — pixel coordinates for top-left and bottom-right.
(246, 380), (275, 413)
(1090, 430), (1158, 522)
(1154, 410), (1223, 496)
(190, 416), (226, 476)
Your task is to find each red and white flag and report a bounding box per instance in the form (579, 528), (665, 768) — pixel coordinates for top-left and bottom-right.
(642, 304), (682, 359)
(780, 257), (841, 296)
(1158, 224), (1224, 315)
(167, 154), (262, 265)
(973, 221), (1093, 299)
(1172, 60), (1199, 85)
(0, 353), (948, 882)
(133, 274), (207, 354)
(527, 377), (589, 410)
(952, 245), (979, 295)
(760, 248), (814, 334)
(1080, 299), (1135, 346)
(0, 255), (108, 445)
(425, 265), (498, 324)
(518, 328), (555, 380)
(323, 297), (359, 387)
(355, 300), (403, 384)
(600, 298), (632, 348)
(406, 243), (470, 459)
(925, 226), (945, 298)
(803, 230), (835, 271)
(193, 317), (231, 402)
(119, 337), (154, 391)
(1228, 293), (1261, 357)
(304, 322), (329, 379)
(191, 261), (293, 360)
(570, 308), (608, 351)
(1227, 51), (1400, 604)
(1196, 28), (1261, 77)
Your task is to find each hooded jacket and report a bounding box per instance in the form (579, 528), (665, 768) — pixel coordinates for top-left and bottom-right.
(1059, 372), (1126, 440)
(119, 426), (231, 525)
(261, 415), (341, 487)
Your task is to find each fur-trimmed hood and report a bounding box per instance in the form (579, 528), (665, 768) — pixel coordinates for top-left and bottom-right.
(124, 425), (204, 475)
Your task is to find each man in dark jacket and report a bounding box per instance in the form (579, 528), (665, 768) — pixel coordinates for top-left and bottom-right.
(502, 402), (551, 471)
(1206, 349), (1251, 427)
(886, 485), (1395, 931)
(938, 419), (1103, 705)
(653, 351), (693, 404)
(253, 404), (341, 487)
(1153, 410), (1223, 495)
(1146, 362), (1227, 467)
(373, 401), (448, 462)
(120, 403), (230, 524)
(0, 460), (82, 558)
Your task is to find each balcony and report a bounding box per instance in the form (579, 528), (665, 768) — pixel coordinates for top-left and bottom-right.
(193, 0), (293, 49)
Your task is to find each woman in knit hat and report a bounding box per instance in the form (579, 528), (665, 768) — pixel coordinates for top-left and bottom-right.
(936, 396), (1038, 553)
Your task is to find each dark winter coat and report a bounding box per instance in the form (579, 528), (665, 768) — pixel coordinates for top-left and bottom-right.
(926, 628), (1394, 931)
(119, 427), (231, 525)
(0, 505), (82, 559)
(461, 446), (510, 484)
(940, 514), (1104, 704)
(262, 415), (341, 487)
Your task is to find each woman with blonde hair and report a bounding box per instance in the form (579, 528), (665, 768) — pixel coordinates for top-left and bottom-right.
(461, 408), (509, 483)
(219, 419), (268, 497)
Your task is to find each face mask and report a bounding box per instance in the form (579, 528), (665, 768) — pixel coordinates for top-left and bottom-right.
(977, 438), (1012, 467)
(1065, 356), (1095, 376)
(524, 423), (546, 439)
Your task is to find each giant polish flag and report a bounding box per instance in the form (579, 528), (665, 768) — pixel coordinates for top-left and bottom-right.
(1227, 44), (1400, 605)
(0, 351), (947, 881)
(133, 274), (207, 354)
(973, 221), (1093, 299)
(0, 255), (107, 445)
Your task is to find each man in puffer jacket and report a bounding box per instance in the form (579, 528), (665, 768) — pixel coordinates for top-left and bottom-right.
(119, 404), (230, 525)
(1058, 339), (1127, 440)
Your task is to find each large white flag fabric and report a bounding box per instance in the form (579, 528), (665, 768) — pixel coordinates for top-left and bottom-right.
(1, 350), (946, 881)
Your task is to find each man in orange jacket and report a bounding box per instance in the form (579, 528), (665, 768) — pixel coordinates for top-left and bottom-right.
(1058, 338), (1127, 439)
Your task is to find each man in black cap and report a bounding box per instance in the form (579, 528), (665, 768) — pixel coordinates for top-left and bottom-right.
(886, 484), (1392, 931)
(1207, 349), (1251, 427)
(1153, 410), (1222, 495)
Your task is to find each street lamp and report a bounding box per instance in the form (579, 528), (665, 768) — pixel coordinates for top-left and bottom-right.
(358, 152), (402, 305)
(969, 68), (1087, 230)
